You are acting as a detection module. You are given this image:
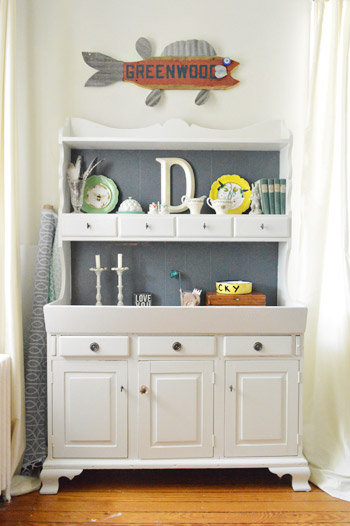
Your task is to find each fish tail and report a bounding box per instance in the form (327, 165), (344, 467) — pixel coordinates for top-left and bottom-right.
(82, 52), (124, 86)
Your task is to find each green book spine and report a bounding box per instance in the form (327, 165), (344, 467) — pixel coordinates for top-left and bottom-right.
(268, 179), (275, 214)
(259, 179), (270, 214)
(274, 179), (281, 214)
(280, 179), (286, 214)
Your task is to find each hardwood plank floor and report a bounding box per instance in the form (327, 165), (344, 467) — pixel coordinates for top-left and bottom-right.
(1, 468), (350, 525)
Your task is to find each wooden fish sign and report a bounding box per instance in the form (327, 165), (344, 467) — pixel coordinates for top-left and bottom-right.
(82, 38), (240, 106)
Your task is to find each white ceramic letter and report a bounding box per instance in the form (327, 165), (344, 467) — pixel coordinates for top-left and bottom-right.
(156, 157), (195, 213)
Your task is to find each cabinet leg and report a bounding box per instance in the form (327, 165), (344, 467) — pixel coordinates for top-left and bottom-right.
(40, 468), (83, 494)
(268, 466), (311, 492)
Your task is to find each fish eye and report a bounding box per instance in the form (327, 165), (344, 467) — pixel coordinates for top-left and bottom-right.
(222, 57), (231, 66)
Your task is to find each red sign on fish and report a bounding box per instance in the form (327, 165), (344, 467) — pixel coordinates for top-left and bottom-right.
(123, 58), (239, 90)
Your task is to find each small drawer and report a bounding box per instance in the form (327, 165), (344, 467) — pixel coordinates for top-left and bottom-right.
(234, 216), (290, 238)
(119, 215), (175, 237)
(60, 214), (117, 238)
(138, 336), (216, 357)
(58, 336), (129, 357)
(176, 215), (232, 238)
(224, 336), (293, 357)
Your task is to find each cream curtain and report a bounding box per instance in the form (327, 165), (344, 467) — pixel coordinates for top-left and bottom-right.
(293, 0), (350, 500)
(0, 0), (26, 478)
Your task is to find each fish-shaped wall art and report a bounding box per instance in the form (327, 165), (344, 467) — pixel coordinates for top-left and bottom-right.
(82, 38), (240, 106)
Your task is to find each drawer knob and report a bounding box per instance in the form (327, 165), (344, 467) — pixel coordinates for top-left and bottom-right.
(86, 223), (91, 229)
(229, 385), (234, 392)
(89, 342), (100, 352)
(145, 223), (149, 229)
(203, 223), (207, 229)
(139, 385), (148, 395)
(253, 342), (263, 351)
(172, 341), (182, 351)
(260, 223), (265, 230)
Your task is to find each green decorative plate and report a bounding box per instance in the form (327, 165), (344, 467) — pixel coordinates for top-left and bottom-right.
(82, 175), (119, 213)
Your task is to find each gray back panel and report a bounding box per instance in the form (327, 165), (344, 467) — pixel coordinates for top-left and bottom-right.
(71, 241), (278, 306)
(72, 149), (280, 214)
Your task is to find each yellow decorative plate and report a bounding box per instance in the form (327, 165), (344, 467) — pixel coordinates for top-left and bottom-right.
(209, 174), (251, 214)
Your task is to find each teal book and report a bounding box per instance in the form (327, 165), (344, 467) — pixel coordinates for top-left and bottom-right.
(274, 179), (281, 214)
(280, 179), (286, 214)
(268, 179), (275, 214)
(259, 179), (270, 214)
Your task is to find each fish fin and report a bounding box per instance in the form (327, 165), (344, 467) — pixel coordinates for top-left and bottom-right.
(82, 52), (123, 71)
(136, 37), (153, 59)
(85, 70), (123, 87)
(145, 89), (162, 107)
(83, 52), (124, 86)
(195, 90), (210, 106)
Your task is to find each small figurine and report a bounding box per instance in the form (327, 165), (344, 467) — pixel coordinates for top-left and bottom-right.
(148, 202), (158, 214)
(249, 182), (262, 215)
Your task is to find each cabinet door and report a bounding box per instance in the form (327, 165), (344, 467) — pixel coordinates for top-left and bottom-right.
(52, 360), (127, 458)
(225, 360), (298, 457)
(139, 361), (214, 459)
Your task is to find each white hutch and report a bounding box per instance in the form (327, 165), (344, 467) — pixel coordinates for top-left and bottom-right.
(41, 118), (310, 493)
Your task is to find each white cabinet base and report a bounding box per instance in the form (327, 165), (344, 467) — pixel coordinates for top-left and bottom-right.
(40, 457), (311, 494)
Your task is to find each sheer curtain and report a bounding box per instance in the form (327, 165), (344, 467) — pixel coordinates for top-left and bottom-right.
(293, 0), (350, 500)
(0, 0), (26, 480)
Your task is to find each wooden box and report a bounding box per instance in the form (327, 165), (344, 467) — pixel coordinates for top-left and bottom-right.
(205, 291), (266, 306)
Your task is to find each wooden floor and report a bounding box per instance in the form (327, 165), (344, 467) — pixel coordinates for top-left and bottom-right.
(1, 468), (350, 525)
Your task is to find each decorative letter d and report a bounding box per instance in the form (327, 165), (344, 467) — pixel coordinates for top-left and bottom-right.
(156, 157), (195, 213)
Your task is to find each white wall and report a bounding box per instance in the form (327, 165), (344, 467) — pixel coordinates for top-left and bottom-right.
(17, 0), (311, 246)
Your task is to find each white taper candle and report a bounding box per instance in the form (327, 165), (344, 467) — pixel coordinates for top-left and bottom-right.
(118, 253), (123, 267)
(95, 254), (101, 269)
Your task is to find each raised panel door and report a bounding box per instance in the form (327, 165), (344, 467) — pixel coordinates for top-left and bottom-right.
(138, 361), (214, 459)
(52, 360), (127, 458)
(225, 360), (299, 457)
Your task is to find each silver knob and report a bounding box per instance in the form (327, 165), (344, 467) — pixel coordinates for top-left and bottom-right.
(87, 223), (91, 229)
(203, 223), (207, 229)
(90, 342), (100, 352)
(260, 224), (265, 230)
(120, 385), (125, 392)
(172, 341), (182, 351)
(139, 385), (148, 394)
(145, 223), (149, 229)
(254, 342), (263, 351)
(229, 385), (234, 392)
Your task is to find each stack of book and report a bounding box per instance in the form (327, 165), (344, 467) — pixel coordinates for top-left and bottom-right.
(257, 178), (286, 214)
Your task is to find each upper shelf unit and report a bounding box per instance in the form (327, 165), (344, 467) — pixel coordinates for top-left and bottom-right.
(59, 118), (293, 224)
(60, 118), (291, 151)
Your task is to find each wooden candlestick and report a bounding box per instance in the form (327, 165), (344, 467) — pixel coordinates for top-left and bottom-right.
(89, 267), (107, 306)
(111, 266), (129, 306)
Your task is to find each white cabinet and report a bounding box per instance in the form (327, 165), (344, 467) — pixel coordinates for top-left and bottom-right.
(138, 361), (214, 459)
(52, 360), (127, 458)
(41, 119), (310, 495)
(225, 360), (299, 457)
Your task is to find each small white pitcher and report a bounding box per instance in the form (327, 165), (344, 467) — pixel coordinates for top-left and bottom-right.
(181, 195), (206, 215)
(206, 197), (234, 215)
